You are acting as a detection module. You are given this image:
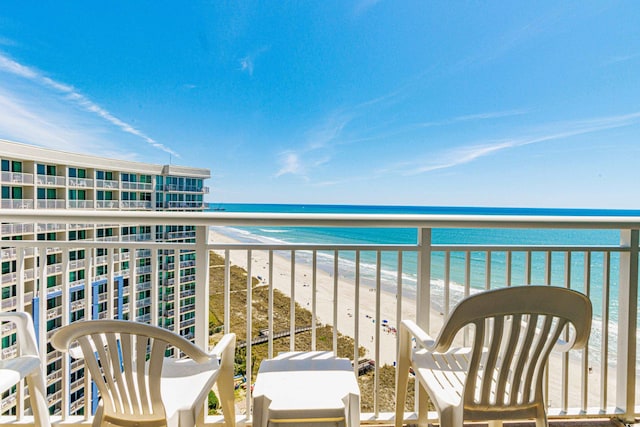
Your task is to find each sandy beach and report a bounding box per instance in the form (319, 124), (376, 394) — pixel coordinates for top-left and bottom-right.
(209, 228), (625, 411)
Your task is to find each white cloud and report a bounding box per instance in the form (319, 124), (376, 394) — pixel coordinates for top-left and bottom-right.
(239, 46), (270, 76)
(0, 51), (179, 157)
(239, 56), (254, 75)
(276, 151), (303, 177)
(393, 111), (640, 175)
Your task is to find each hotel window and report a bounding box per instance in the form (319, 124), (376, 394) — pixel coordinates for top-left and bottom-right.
(68, 168), (87, 178)
(68, 230), (87, 241)
(97, 228), (114, 238)
(69, 250), (85, 261)
(69, 189), (86, 200)
(2, 186), (23, 199)
(69, 270), (85, 282)
(37, 164), (56, 176)
(1, 160), (22, 172)
(46, 276), (58, 289)
(37, 232), (57, 241)
(2, 260), (16, 274)
(47, 296), (61, 310)
(97, 191), (114, 200)
(71, 290), (85, 302)
(37, 188), (57, 199)
(97, 170), (114, 180)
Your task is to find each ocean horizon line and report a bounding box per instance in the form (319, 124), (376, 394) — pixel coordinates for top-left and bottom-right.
(208, 202), (640, 217)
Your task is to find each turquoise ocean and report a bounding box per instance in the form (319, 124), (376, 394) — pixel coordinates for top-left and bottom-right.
(210, 203), (640, 366)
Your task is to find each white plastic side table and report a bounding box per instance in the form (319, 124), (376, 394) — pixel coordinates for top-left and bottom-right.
(252, 351), (360, 427)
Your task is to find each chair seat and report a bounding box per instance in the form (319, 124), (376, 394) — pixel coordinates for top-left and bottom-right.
(0, 355), (42, 392)
(413, 347), (473, 409)
(161, 357), (221, 427)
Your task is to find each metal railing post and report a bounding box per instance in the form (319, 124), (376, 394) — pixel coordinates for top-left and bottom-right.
(616, 229), (638, 423)
(416, 227), (432, 427)
(194, 225), (210, 350)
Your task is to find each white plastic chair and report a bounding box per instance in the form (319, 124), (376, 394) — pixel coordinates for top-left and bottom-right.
(51, 320), (236, 427)
(395, 286), (592, 427)
(0, 312), (50, 427)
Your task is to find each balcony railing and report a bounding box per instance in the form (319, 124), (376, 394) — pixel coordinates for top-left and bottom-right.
(68, 200), (94, 209)
(95, 200), (119, 209)
(68, 177), (94, 187)
(0, 209), (638, 426)
(1, 199), (33, 209)
(36, 174), (66, 186)
(121, 200), (153, 209)
(1, 171), (34, 184)
(37, 199), (66, 209)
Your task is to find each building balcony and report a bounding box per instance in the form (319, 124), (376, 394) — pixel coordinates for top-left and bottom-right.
(120, 200), (153, 209)
(121, 181), (153, 191)
(1, 222), (34, 235)
(1, 170), (34, 184)
(37, 199), (66, 209)
(165, 201), (206, 209)
(95, 200), (119, 209)
(1, 199), (33, 209)
(68, 200), (94, 209)
(36, 174), (66, 186)
(0, 209), (638, 426)
(95, 179), (119, 189)
(68, 177), (94, 187)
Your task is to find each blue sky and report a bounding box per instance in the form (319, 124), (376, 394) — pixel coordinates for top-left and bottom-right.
(0, 1), (639, 208)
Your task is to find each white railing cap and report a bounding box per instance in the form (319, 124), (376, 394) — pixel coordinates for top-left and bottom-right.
(1, 208), (640, 229)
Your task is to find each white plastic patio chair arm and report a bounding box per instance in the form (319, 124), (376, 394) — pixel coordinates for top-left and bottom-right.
(0, 312), (39, 356)
(209, 333), (236, 359)
(400, 320), (438, 351)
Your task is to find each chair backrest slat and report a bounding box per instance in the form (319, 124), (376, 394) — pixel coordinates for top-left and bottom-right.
(480, 316), (504, 403)
(508, 313), (537, 404)
(135, 334), (149, 414)
(495, 314), (522, 403)
(105, 333), (128, 415)
(149, 339), (169, 415)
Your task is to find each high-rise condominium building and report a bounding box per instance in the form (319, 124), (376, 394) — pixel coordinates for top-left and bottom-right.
(0, 139), (210, 416)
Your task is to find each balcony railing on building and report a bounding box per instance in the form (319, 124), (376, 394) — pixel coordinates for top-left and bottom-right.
(0, 209), (638, 427)
(1, 171), (34, 184)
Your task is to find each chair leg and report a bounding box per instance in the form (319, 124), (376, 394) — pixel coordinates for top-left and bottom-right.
(218, 338), (236, 427)
(26, 370), (51, 427)
(92, 401), (105, 427)
(535, 407), (548, 427)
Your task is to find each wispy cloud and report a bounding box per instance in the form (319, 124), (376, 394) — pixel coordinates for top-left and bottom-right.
(393, 111), (640, 175)
(275, 112), (352, 178)
(239, 46), (269, 76)
(275, 151), (305, 178)
(603, 53), (639, 66)
(0, 51), (179, 157)
(354, 0), (382, 16)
